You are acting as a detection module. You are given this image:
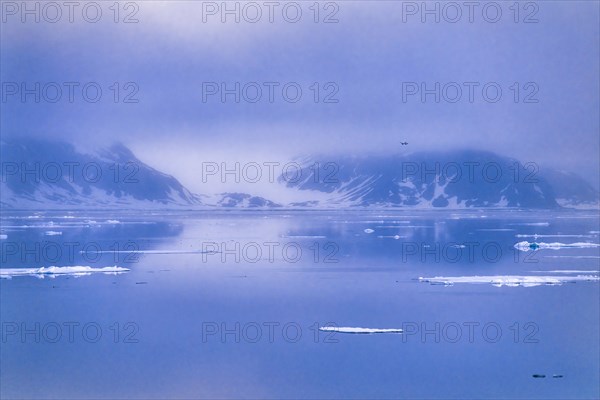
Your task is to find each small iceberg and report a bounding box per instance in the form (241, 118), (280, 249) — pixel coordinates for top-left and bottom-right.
(364, 228), (375, 234)
(0, 266), (130, 279)
(418, 275), (599, 287)
(376, 235), (404, 239)
(44, 231), (63, 236)
(532, 270), (600, 274)
(319, 326), (403, 334)
(0, 234), (7, 240)
(514, 241), (600, 251)
(515, 234), (593, 238)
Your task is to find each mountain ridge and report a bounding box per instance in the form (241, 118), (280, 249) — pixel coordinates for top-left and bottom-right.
(1, 139), (597, 210)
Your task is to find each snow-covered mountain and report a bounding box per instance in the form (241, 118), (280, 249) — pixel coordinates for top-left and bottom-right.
(2, 140), (597, 210)
(541, 169), (599, 209)
(0, 139), (202, 209)
(281, 151), (585, 209)
(0, 138), (280, 210)
(205, 193), (282, 208)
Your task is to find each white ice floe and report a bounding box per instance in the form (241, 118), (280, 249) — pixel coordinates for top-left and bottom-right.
(515, 234), (593, 238)
(106, 220), (121, 224)
(418, 275), (599, 287)
(377, 235), (404, 239)
(44, 231), (63, 236)
(531, 270), (600, 274)
(319, 326), (403, 334)
(0, 266), (130, 279)
(364, 228), (375, 233)
(0, 234), (7, 240)
(514, 241), (600, 251)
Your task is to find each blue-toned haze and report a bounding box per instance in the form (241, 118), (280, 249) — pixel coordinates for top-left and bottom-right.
(1, 3), (600, 399)
(1, 1), (598, 196)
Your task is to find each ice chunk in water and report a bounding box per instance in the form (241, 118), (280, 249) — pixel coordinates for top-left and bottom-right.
(514, 241), (600, 251)
(418, 275), (599, 287)
(319, 326), (403, 334)
(0, 266), (130, 279)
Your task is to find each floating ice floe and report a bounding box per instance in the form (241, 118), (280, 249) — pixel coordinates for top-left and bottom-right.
(514, 241), (600, 251)
(364, 228), (375, 234)
(531, 270), (600, 274)
(44, 231), (63, 236)
(0, 234), (7, 240)
(515, 234), (593, 238)
(0, 266), (130, 279)
(319, 326), (403, 334)
(106, 220), (121, 224)
(418, 275), (599, 287)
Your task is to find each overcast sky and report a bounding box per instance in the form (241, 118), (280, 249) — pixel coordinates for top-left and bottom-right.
(2, 1), (599, 193)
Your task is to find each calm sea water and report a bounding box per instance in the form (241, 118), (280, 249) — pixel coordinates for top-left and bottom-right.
(1, 210), (599, 399)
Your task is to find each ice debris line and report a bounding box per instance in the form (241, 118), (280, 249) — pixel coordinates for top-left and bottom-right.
(418, 275), (600, 287)
(514, 241), (600, 251)
(0, 266), (130, 279)
(319, 326), (403, 334)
